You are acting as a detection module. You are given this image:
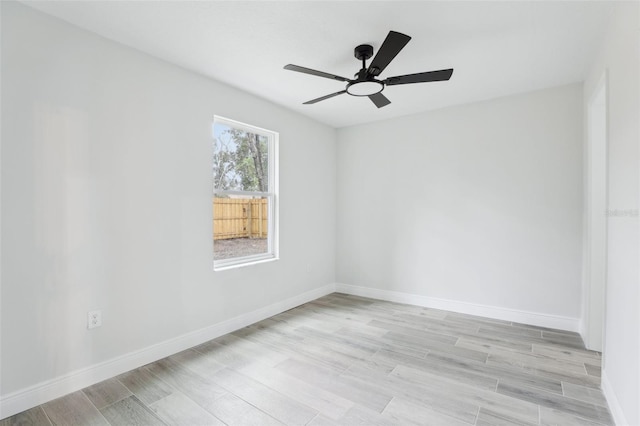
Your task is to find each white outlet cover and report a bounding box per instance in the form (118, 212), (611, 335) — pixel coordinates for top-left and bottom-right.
(87, 310), (102, 329)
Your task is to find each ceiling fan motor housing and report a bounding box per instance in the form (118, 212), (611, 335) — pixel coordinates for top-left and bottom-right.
(354, 44), (374, 61)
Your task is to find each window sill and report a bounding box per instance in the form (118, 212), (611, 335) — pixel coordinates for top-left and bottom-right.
(213, 255), (279, 272)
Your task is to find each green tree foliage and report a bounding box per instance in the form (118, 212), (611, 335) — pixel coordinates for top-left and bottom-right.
(213, 127), (268, 193)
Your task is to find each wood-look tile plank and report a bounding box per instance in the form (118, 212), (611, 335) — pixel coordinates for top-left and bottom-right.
(282, 340), (361, 371)
(390, 365), (539, 425)
(287, 331), (376, 366)
(542, 330), (585, 343)
(337, 406), (397, 426)
(117, 367), (174, 406)
(562, 381), (609, 407)
(497, 380), (613, 424)
(369, 302), (447, 319)
(426, 350), (563, 394)
(395, 311), (473, 327)
(585, 363), (602, 378)
(487, 347), (588, 376)
(345, 353), (398, 375)
(313, 295), (381, 312)
(328, 300), (444, 323)
(42, 391), (109, 426)
(367, 319), (459, 345)
(239, 362), (354, 420)
(305, 305), (383, 326)
(145, 357), (227, 407)
(382, 397), (473, 426)
(194, 339), (257, 370)
(82, 378), (132, 410)
(212, 333), (289, 367)
(99, 395), (165, 426)
(444, 312), (514, 329)
(275, 358), (393, 412)
(343, 363), (480, 423)
(210, 367), (318, 425)
(292, 326), (379, 359)
(168, 348), (225, 378)
(317, 293), (376, 307)
(251, 318), (306, 341)
(383, 331), (489, 362)
(477, 323), (544, 339)
(372, 349), (498, 391)
(317, 300), (450, 327)
(335, 323), (388, 338)
(542, 334), (593, 350)
(301, 301), (358, 315)
(455, 334), (533, 354)
(233, 325), (358, 371)
(334, 327), (428, 358)
(539, 405), (610, 426)
(306, 414), (340, 426)
(0, 407), (52, 426)
(475, 407), (538, 426)
(511, 322), (580, 335)
(232, 326), (350, 376)
(387, 317), (481, 338)
(274, 309), (353, 332)
(522, 363), (600, 389)
(532, 344), (601, 366)
(148, 391), (224, 426)
(478, 327), (581, 349)
(200, 393), (283, 426)
(477, 326), (586, 351)
(486, 352), (601, 390)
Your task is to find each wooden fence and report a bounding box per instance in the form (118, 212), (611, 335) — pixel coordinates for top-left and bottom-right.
(213, 198), (268, 240)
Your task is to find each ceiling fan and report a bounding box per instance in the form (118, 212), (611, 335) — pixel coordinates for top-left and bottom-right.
(284, 31), (453, 108)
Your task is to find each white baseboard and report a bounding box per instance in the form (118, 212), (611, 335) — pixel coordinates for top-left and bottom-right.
(601, 371), (631, 426)
(0, 283), (336, 420)
(335, 283), (581, 332)
(578, 320), (587, 348)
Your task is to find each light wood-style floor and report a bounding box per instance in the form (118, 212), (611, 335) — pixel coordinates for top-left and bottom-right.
(1, 293), (612, 425)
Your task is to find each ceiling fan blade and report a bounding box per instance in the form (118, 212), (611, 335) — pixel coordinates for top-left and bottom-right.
(367, 31), (411, 77)
(368, 92), (391, 108)
(384, 68), (454, 86)
(284, 64), (350, 82)
(303, 90), (347, 105)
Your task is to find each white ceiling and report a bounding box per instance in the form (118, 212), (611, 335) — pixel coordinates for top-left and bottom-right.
(22, 1), (613, 128)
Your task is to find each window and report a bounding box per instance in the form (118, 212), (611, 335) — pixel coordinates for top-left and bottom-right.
(212, 116), (278, 270)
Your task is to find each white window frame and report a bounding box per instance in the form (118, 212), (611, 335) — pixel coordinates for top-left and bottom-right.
(213, 116), (279, 271)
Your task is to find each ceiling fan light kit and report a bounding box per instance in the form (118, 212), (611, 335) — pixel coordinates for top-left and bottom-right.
(346, 80), (384, 96)
(284, 30), (453, 109)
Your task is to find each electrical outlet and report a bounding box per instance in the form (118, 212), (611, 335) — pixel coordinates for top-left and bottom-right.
(87, 310), (102, 329)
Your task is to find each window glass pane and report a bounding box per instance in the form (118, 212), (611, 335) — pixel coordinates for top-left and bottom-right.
(213, 123), (269, 192)
(213, 195), (269, 261)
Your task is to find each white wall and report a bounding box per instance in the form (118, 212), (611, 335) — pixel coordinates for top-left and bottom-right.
(1, 0), (336, 402)
(583, 3), (640, 425)
(337, 84), (584, 325)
